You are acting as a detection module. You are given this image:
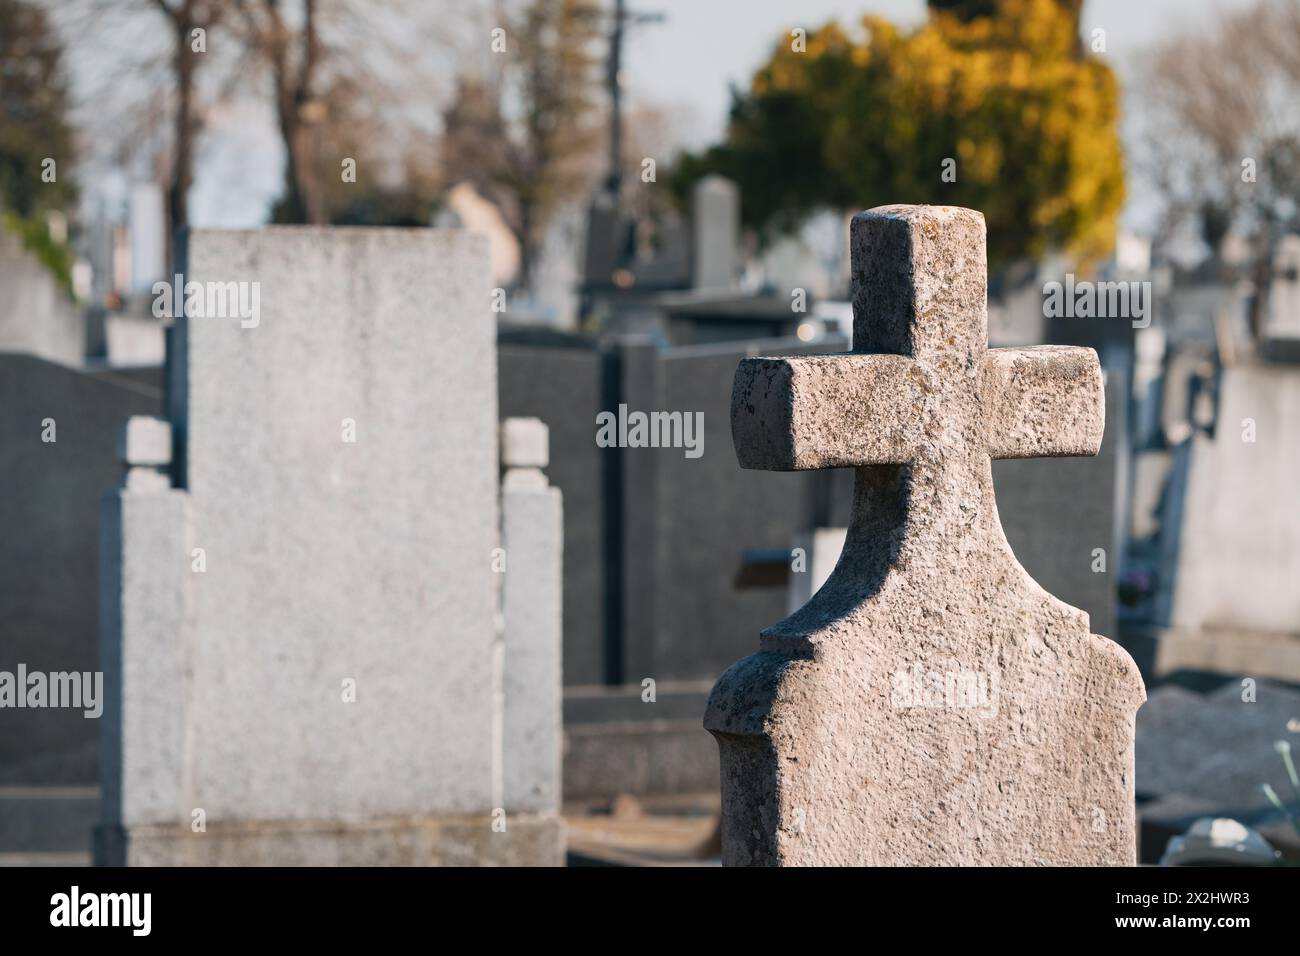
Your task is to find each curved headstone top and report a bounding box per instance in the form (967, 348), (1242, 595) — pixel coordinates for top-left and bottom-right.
(707, 204), (1145, 866)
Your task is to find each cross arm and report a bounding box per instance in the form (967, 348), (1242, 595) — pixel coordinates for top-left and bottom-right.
(731, 354), (926, 470)
(730, 345), (1104, 472)
(983, 346), (1104, 459)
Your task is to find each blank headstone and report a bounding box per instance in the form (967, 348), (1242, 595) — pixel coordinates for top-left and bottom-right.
(99, 228), (562, 865)
(692, 175), (740, 291)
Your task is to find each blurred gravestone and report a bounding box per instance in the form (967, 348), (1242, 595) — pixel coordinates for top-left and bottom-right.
(1159, 362), (1300, 681)
(692, 175), (740, 291)
(0, 230), (84, 365)
(98, 228), (562, 865)
(0, 356), (160, 862)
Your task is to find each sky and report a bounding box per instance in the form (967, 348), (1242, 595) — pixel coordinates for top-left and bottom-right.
(619, 0), (1253, 152)
(75, 0), (1261, 232)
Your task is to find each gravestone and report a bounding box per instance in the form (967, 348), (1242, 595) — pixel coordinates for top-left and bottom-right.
(0, 357), (160, 863)
(0, 231), (84, 365)
(706, 205), (1145, 865)
(98, 228), (563, 865)
(1268, 235), (1300, 338)
(0, 357), (161, 788)
(499, 418), (563, 812)
(1136, 680), (1300, 862)
(692, 175), (740, 291)
(127, 184), (166, 297)
(1158, 362), (1300, 681)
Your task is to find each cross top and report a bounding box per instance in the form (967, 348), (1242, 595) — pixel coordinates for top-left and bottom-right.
(731, 204), (1105, 637)
(733, 204), (1103, 473)
(852, 204), (990, 363)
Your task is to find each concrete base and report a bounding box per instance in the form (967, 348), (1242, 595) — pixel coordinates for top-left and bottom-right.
(0, 786), (98, 855)
(1156, 627), (1300, 683)
(95, 814), (564, 867)
(563, 682), (718, 800)
(565, 722), (719, 801)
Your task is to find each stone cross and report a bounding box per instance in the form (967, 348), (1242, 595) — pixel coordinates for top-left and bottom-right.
(706, 205), (1145, 866)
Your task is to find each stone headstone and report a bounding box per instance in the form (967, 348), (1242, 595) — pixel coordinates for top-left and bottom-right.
(1158, 363), (1300, 681)
(0, 356), (160, 863)
(1268, 235), (1300, 338)
(1137, 681), (1300, 812)
(692, 175), (740, 291)
(706, 205), (1146, 865)
(127, 184), (166, 297)
(500, 417), (563, 811)
(98, 228), (563, 865)
(0, 230), (84, 366)
(582, 193), (623, 289)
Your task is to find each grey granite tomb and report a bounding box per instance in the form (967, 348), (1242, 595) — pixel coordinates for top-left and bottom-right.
(97, 228), (563, 865)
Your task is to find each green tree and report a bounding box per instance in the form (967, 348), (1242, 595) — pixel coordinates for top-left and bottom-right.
(0, 0), (77, 286)
(673, 0), (1124, 269)
(928, 0), (1081, 29)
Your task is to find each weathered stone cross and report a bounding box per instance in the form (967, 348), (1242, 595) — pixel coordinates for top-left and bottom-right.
(706, 205), (1145, 866)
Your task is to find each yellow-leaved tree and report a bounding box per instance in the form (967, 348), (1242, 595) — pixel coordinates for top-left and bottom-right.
(673, 0), (1124, 269)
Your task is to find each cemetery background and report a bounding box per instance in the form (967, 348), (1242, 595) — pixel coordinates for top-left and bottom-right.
(0, 0), (1298, 866)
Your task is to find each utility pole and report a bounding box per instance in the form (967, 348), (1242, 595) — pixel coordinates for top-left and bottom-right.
(601, 0), (664, 202)
(604, 0), (625, 199)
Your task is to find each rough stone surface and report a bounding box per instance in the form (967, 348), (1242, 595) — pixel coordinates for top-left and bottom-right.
(732, 345), (1102, 470)
(100, 228), (563, 864)
(96, 814), (562, 866)
(706, 205), (1145, 866)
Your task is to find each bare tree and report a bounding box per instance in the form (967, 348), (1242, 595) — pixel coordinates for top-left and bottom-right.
(56, 0), (237, 260)
(155, 1), (227, 237)
(230, 0), (325, 222)
(441, 0), (604, 293)
(1138, 0), (1300, 341)
(228, 0), (443, 224)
